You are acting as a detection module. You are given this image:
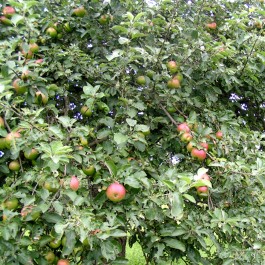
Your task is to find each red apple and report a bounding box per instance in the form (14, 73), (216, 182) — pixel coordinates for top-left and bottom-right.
(106, 182), (126, 202)
(199, 142), (209, 151)
(197, 186), (208, 197)
(57, 259), (70, 265)
(70, 176), (79, 191)
(177, 123), (190, 133)
(216, 131), (223, 140)
(191, 148), (207, 161)
(180, 132), (193, 142)
(3, 6), (15, 17)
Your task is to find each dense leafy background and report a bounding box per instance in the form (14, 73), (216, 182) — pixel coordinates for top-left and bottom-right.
(0, 0), (265, 264)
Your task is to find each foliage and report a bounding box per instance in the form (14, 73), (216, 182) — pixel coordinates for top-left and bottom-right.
(0, 0), (265, 264)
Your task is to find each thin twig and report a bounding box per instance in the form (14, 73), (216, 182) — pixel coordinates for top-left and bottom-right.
(159, 104), (178, 126)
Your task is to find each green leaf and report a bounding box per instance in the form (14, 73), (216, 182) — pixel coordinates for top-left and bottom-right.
(106, 49), (124, 61)
(118, 37), (130, 45)
(105, 160), (117, 177)
(170, 191), (184, 218)
(126, 118), (137, 127)
(42, 213), (64, 223)
(58, 116), (76, 128)
(114, 133), (128, 145)
(163, 238), (186, 252)
(183, 194), (196, 203)
(109, 229), (127, 237)
(83, 83), (99, 95)
(62, 230), (77, 256)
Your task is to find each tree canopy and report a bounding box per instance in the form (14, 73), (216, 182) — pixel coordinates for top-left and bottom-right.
(0, 0), (265, 264)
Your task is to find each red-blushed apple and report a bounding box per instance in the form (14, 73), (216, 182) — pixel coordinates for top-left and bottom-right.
(57, 259), (70, 265)
(191, 148), (207, 161)
(206, 22), (217, 30)
(199, 142), (209, 151)
(177, 122), (190, 133)
(197, 186), (208, 197)
(70, 176), (79, 191)
(3, 6), (15, 17)
(73, 6), (86, 17)
(167, 78), (180, 89)
(167, 61), (178, 74)
(216, 131), (223, 140)
(106, 182), (126, 202)
(29, 43), (39, 53)
(181, 132), (193, 142)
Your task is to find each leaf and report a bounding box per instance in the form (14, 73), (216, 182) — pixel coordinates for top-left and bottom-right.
(114, 133), (128, 145)
(109, 229), (127, 237)
(126, 118), (137, 127)
(42, 213), (64, 223)
(170, 191), (184, 218)
(134, 12), (146, 21)
(257, 175), (265, 188)
(135, 124), (150, 133)
(58, 116), (76, 128)
(83, 83), (99, 96)
(118, 37), (130, 45)
(106, 49), (124, 61)
(125, 12), (134, 21)
(62, 230), (77, 256)
(183, 194), (196, 203)
(49, 126), (64, 139)
(105, 160), (117, 177)
(163, 238), (186, 252)
(11, 14), (24, 25)
(125, 175), (141, 188)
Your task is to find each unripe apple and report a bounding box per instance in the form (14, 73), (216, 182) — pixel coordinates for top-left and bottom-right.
(167, 78), (180, 89)
(180, 132), (192, 142)
(106, 182), (126, 202)
(24, 148), (39, 160)
(136, 75), (146, 85)
(177, 123), (190, 133)
(36, 91), (48, 104)
(21, 49), (33, 59)
(216, 131), (223, 140)
(187, 142), (193, 152)
(167, 61), (178, 74)
(0, 16), (12, 26)
(191, 148), (207, 161)
(21, 70), (30, 81)
(46, 27), (57, 38)
(80, 106), (92, 117)
(70, 176), (80, 191)
(73, 6), (86, 17)
(5, 131), (21, 148)
(9, 160), (20, 171)
(12, 79), (28, 94)
(4, 197), (19, 210)
(29, 43), (39, 53)
(99, 15), (109, 25)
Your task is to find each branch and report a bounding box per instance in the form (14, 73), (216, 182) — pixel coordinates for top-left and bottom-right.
(159, 104), (178, 126)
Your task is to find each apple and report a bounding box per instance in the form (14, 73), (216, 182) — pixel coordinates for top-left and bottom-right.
(0, 16), (12, 26)
(73, 6), (86, 17)
(57, 259), (70, 265)
(106, 182), (126, 202)
(70, 176), (79, 191)
(49, 238), (62, 249)
(0, 138), (6, 149)
(99, 15), (109, 25)
(21, 70), (30, 81)
(199, 142), (209, 151)
(21, 205), (40, 220)
(177, 122), (190, 133)
(5, 131), (21, 148)
(80, 106), (92, 117)
(43, 181), (59, 193)
(167, 61), (178, 74)
(216, 130), (223, 140)
(197, 186), (208, 197)
(9, 160), (20, 171)
(21, 49), (33, 59)
(64, 22), (72, 32)
(198, 173), (211, 181)
(0, 117), (5, 128)
(82, 165), (95, 176)
(12, 79), (28, 94)
(44, 251), (56, 264)
(167, 78), (180, 89)
(206, 22), (217, 30)
(36, 91), (48, 104)
(35, 58), (44, 64)
(187, 142), (193, 152)
(80, 137), (88, 146)
(4, 197), (19, 210)
(46, 27), (57, 38)
(24, 148), (39, 160)
(180, 132), (193, 142)
(3, 6), (15, 17)
(29, 43), (39, 53)
(136, 76), (146, 85)
(191, 148), (207, 161)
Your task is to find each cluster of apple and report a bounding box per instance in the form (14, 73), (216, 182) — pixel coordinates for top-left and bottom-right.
(176, 122), (223, 197)
(0, 5), (15, 26)
(166, 61), (183, 89)
(195, 173), (211, 198)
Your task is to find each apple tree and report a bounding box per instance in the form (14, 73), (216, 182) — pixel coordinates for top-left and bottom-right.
(0, 0), (265, 264)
